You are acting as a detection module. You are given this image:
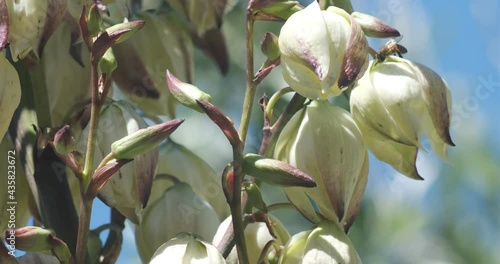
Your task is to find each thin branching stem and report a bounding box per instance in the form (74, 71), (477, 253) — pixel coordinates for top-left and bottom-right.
(238, 8), (256, 145)
(76, 61), (102, 264)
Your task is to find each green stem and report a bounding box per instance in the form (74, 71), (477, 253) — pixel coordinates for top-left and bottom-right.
(82, 64), (101, 189)
(256, 240), (281, 264)
(265, 87), (294, 119)
(237, 9), (255, 145)
(29, 63), (53, 128)
(230, 144), (249, 264)
(75, 197), (93, 264)
(97, 152), (115, 170)
(77, 61), (102, 263)
(229, 6), (257, 264)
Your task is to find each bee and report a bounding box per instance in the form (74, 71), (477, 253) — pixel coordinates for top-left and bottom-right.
(377, 38), (408, 62)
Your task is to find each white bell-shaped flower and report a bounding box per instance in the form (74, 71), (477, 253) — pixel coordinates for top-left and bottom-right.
(278, 1), (368, 100)
(212, 214), (290, 264)
(278, 219), (361, 264)
(149, 232), (226, 264)
(136, 178), (221, 262)
(350, 56), (454, 179)
(274, 100), (368, 231)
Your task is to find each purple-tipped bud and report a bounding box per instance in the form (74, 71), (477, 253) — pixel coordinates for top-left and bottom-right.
(196, 101), (241, 147)
(110, 119), (184, 160)
(351, 12), (401, 38)
(166, 70), (212, 113)
(243, 154), (316, 187)
(86, 159), (132, 199)
(3, 226), (71, 262)
(260, 32), (280, 62)
(91, 20), (145, 64)
(54, 125), (76, 155)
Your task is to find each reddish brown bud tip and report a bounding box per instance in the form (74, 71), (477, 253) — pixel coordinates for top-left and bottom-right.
(111, 119), (184, 159)
(86, 159), (133, 199)
(54, 125), (76, 155)
(196, 100), (241, 147)
(243, 154), (316, 187)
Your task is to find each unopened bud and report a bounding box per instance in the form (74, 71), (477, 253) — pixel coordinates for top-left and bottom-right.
(54, 125), (76, 155)
(243, 154), (316, 187)
(166, 70), (212, 112)
(260, 32), (280, 66)
(88, 4), (102, 37)
(86, 159), (133, 199)
(251, 0), (303, 21)
(99, 47), (117, 78)
(196, 101), (241, 146)
(91, 20), (145, 64)
(5, 227), (52, 252)
(243, 183), (267, 212)
(50, 236), (72, 264)
(104, 20), (145, 44)
(110, 119), (184, 160)
(351, 12), (400, 38)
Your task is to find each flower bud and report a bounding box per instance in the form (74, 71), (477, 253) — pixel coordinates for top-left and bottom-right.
(260, 32), (280, 68)
(351, 12), (400, 38)
(91, 20), (145, 64)
(113, 11), (194, 117)
(243, 153), (316, 187)
(251, 0), (303, 21)
(278, 219), (360, 264)
(5, 227), (50, 252)
(87, 4), (102, 37)
(213, 214), (290, 264)
(166, 70), (212, 113)
(350, 57), (454, 179)
(53, 125), (76, 155)
(261, 32), (280, 58)
(98, 47), (117, 78)
(76, 100), (159, 224)
(278, 1), (368, 99)
(274, 100), (368, 230)
(0, 54), (21, 141)
(137, 181), (221, 262)
(110, 119), (184, 160)
(156, 140), (228, 220)
(149, 232), (225, 264)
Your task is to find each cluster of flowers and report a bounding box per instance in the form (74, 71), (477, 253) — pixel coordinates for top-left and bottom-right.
(0, 0), (454, 263)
